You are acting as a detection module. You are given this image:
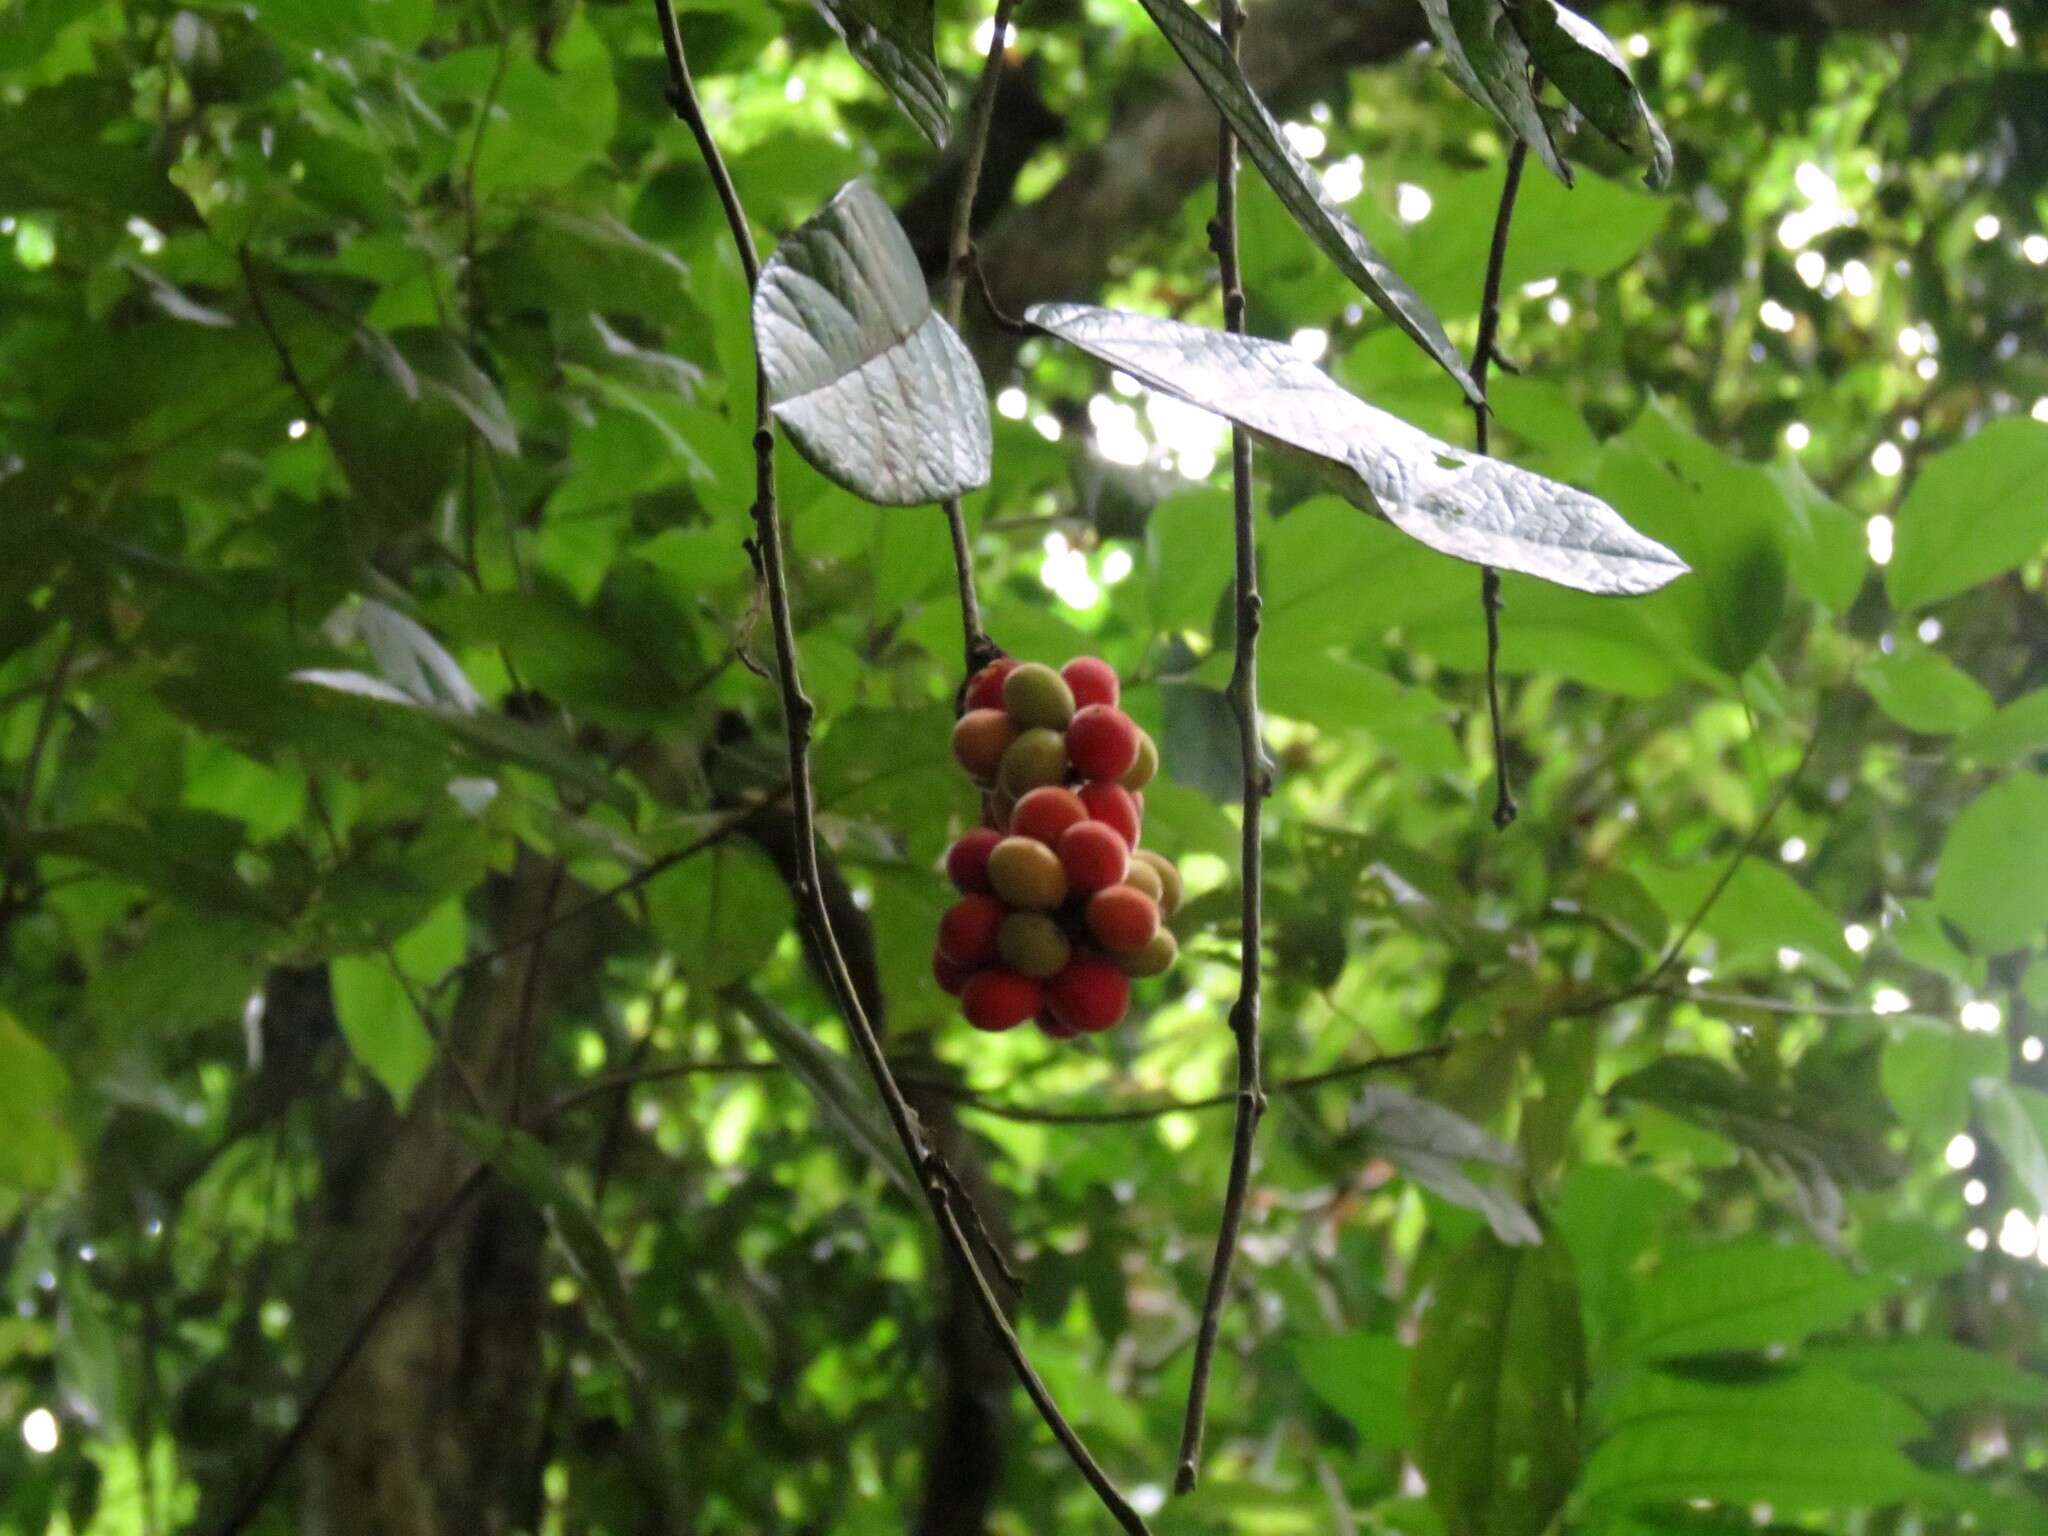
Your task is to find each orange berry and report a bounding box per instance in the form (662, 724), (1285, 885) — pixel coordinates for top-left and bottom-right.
(1119, 728), (1158, 791)
(1085, 885), (1159, 954)
(1113, 927), (1178, 979)
(1011, 786), (1088, 846)
(1122, 858), (1164, 905)
(1061, 656), (1120, 710)
(1058, 820), (1129, 896)
(1131, 849), (1182, 917)
(951, 709), (1018, 784)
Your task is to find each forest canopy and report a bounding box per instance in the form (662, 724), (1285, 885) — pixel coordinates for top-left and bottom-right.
(3, 0), (2048, 1533)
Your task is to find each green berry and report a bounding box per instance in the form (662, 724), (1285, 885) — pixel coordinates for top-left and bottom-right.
(999, 727), (1069, 796)
(1003, 662), (1076, 731)
(1113, 927), (1178, 979)
(998, 912), (1072, 979)
(987, 836), (1069, 911)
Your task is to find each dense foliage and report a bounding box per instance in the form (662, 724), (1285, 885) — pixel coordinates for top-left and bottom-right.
(3, 0), (2048, 1532)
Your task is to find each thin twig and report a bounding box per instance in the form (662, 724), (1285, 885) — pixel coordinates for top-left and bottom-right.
(1469, 138), (1529, 832)
(648, 9), (1150, 1530)
(1176, 0), (1264, 1494)
(935, 0), (1020, 677)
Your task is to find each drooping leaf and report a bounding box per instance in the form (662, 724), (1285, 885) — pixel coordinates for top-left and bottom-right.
(1887, 418), (2048, 610)
(1131, 0), (1480, 404)
(811, 0), (950, 148)
(1354, 1085), (1539, 1245)
(1958, 688), (2048, 768)
(753, 179), (990, 505)
(729, 987), (915, 1199)
(1975, 1080), (2048, 1214)
(455, 1117), (647, 1379)
(1409, 1224), (1585, 1536)
(1862, 649), (1994, 735)
(1618, 1239), (1895, 1362)
(1292, 1332), (1410, 1447)
(1419, 0), (1571, 186)
(1506, 0), (1673, 188)
(1024, 304), (1686, 595)
(1933, 774), (2048, 953)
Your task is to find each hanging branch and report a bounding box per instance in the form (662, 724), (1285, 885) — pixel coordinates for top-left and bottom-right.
(1470, 137), (1530, 831)
(648, 7), (1151, 1531)
(934, 0), (1021, 677)
(1175, 0), (1267, 1494)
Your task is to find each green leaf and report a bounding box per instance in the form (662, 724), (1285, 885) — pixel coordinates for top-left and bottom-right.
(1862, 649), (1994, 735)
(1025, 304), (1686, 595)
(1888, 418), (2048, 610)
(1959, 688), (2048, 768)
(1813, 1338), (2048, 1414)
(31, 818), (282, 926)
(1419, 0), (1570, 186)
(1506, 0), (1673, 187)
(1410, 1225), (1586, 1536)
(330, 955), (437, 1109)
(1881, 1022), (2005, 1143)
(1293, 1331), (1409, 1447)
(0, 1010), (74, 1195)
(1633, 858), (1855, 987)
(1975, 1080), (2048, 1213)
(1145, 487), (1234, 633)
(730, 987), (915, 1199)
(1355, 1086), (1539, 1246)
(811, 0), (950, 148)
(1132, 0), (1480, 403)
(1579, 1368), (1926, 1517)
(1933, 774), (2048, 952)
(455, 1117), (646, 1378)
(1619, 1240), (1895, 1362)
(754, 180), (990, 505)
(400, 330), (519, 455)
(645, 839), (794, 989)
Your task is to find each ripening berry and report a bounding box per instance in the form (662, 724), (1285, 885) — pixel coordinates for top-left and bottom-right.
(999, 727), (1068, 796)
(1086, 884), (1160, 953)
(1066, 704), (1140, 783)
(984, 786), (1016, 830)
(1113, 927), (1178, 979)
(1036, 1007), (1080, 1040)
(1058, 820), (1129, 895)
(962, 969), (1041, 1032)
(1131, 848), (1183, 917)
(1002, 661), (1076, 731)
(1122, 857), (1163, 905)
(987, 836), (1068, 911)
(1077, 782), (1140, 849)
(1119, 728), (1158, 792)
(952, 709), (1018, 784)
(997, 911), (1072, 979)
(1011, 786), (1088, 847)
(945, 828), (1003, 894)
(938, 894), (1005, 967)
(1061, 656), (1120, 711)
(933, 948), (976, 996)
(964, 657), (1020, 713)
(1046, 957), (1130, 1034)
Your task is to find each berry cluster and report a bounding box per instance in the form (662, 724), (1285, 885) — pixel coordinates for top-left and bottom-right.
(935, 656), (1184, 1037)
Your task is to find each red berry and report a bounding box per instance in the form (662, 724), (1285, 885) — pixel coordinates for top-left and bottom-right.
(938, 894), (1005, 967)
(1058, 820), (1129, 895)
(964, 657), (1021, 713)
(1036, 1007), (1080, 1040)
(1067, 704), (1141, 783)
(1046, 957), (1130, 1034)
(963, 969), (1040, 1032)
(1061, 656), (1120, 711)
(1011, 785), (1088, 846)
(1086, 885), (1160, 954)
(1077, 782), (1140, 849)
(946, 828), (1004, 894)
(933, 949), (976, 997)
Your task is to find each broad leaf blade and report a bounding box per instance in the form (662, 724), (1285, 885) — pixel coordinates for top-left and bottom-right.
(1888, 418), (2048, 610)
(754, 179), (990, 505)
(1132, 0), (1480, 404)
(811, 0), (950, 148)
(1619, 1239), (1895, 1361)
(1025, 304), (1686, 595)
(1410, 1224), (1585, 1536)
(1507, 0), (1673, 188)
(1933, 774), (2048, 953)
(1356, 1085), (1539, 1246)
(1420, 0), (1570, 186)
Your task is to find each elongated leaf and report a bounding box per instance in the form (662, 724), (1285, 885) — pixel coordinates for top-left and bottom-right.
(811, 0), (949, 148)
(0, 1010), (75, 1194)
(1355, 1085), (1539, 1245)
(754, 179), (990, 505)
(1506, 0), (1672, 188)
(1619, 1239), (1895, 1361)
(1814, 1338), (2048, 1414)
(1863, 649), (1994, 735)
(456, 1117), (646, 1379)
(730, 987), (915, 1198)
(1410, 1225), (1585, 1536)
(1420, 0), (1569, 185)
(1959, 687), (2048, 768)
(1888, 418), (2048, 610)
(1934, 774), (2048, 953)
(1132, 0), (1479, 403)
(1976, 1080), (2048, 1213)
(1026, 304), (1686, 595)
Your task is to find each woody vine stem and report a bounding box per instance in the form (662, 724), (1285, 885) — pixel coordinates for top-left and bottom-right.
(648, 3), (1152, 1532)
(1174, 0), (1267, 1494)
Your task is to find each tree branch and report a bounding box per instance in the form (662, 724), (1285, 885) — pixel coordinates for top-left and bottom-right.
(1176, 0), (1266, 1493)
(648, 8), (1151, 1530)
(1470, 137), (1530, 832)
